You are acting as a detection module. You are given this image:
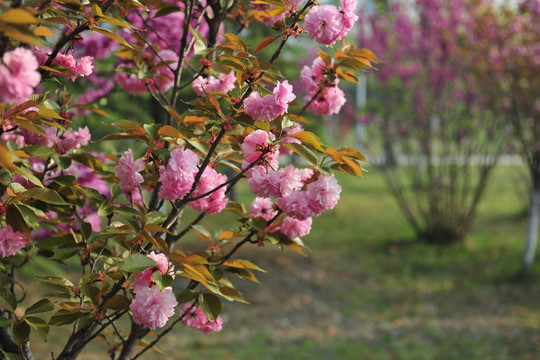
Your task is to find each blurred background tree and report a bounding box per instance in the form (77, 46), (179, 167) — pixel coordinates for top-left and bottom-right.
(359, 0), (506, 245)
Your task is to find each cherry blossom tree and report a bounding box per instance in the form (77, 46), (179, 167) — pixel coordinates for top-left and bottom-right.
(360, 0), (505, 244)
(0, 0), (375, 358)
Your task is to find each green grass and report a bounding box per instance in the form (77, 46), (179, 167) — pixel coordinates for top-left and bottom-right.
(30, 165), (540, 359)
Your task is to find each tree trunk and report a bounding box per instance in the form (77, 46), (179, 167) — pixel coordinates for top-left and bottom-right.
(522, 184), (540, 275)
(117, 323), (149, 360)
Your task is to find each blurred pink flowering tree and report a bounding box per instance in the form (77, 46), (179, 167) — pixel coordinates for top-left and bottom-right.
(465, 0), (540, 273)
(360, 0), (509, 244)
(0, 0), (375, 358)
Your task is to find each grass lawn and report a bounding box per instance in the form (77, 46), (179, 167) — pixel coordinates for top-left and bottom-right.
(26, 165), (540, 359)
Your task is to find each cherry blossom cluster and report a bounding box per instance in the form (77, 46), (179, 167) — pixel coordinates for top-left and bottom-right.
(34, 48), (94, 81)
(0, 48), (40, 104)
(181, 304), (223, 334)
(244, 80), (296, 122)
(304, 0), (358, 45)
(192, 71), (237, 97)
(243, 130), (342, 240)
(1, 125), (99, 238)
(130, 252), (178, 330)
(300, 57), (346, 115)
(114, 1), (215, 94)
(0, 225), (27, 258)
(156, 147), (229, 214)
(115, 150), (146, 193)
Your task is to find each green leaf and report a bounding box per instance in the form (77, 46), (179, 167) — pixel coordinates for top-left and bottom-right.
(19, 188), (68, 205)
(5, 204), (29, 233)
(102, 295), (131, 310)
(289, 131), (325, 152)
(176, 289), (199, 304)
(119, 254), (157, 273)
(24, 316), (49, 341)
(0, 288), (17, 313)
(199, 293), (222, 321)
(21, 145), (56, 158)
(146, 211), (167, 225)
(53, 156), (72, 170)
(48, 309), (82, 326)
(219, 286), (248, 303)
(155, 4), (182, 17)
(194, 39), (207, 55)
(25, 299), (53, 315)
(15, 204), (39, 230)
(52, 175), (76, 187)
(97, 200), (114, 216)
(11, 321), (30, 345)
(9, 183), (26, 194)
(250, 217), (268, 232)
(0, 317), (11, 327)
(80, 285), (101, 306)
(254, 121), (270, 132)
(283, 143), (318, 166)
(70, 153), (103, 171)
(152, 273), (173, 290)
(92, 27), (133, 48)
(0, 350), (21, 360)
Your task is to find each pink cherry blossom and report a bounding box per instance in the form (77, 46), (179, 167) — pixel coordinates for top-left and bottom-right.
(47, 51), (94, 81)
(130, 285), (178, 330)
(247, 165), (302, 199)
(75, 56), (94, 77)
(192, 71), (236, 96)
(0, 225), (27, 257)
(158, 147), (199, 201)
(272, 80), (296, 109)
(57, 126), (91, 153)
(280, 216), (312, 238)
(300, 57), (330, 94)
(244, 93), (281, 122)
(306, 174), (342, 215)
(307, 86), (346, 115)
(0, 48), (41, 104)
(21, 126), (57, 148)
(241, 129), (278, 164)
(181, 304), (223, 334)
(304, 5), (343, 45)
(133, 252), (175, 294)
(116, 149), (146, 192)
(250, 197), (277, 221)
(339, 0), (359, 37)
(278, 190), (314, 220)
(244, 80), (295, 122)
(189, 166), (228, 214)
(299, 168), (315, 183)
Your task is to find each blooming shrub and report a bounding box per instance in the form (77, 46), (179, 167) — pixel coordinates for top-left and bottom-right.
(0, 0), (376, 358)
